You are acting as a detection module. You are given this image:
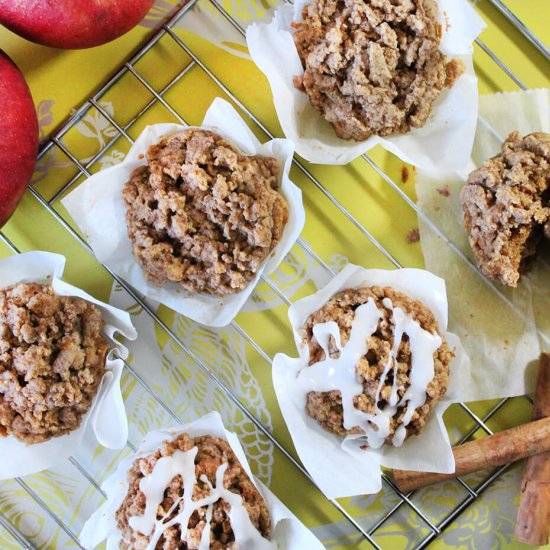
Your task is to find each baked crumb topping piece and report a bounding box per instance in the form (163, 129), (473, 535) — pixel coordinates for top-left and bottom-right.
(123, 129), (289, 296)
(461, 131), (550, 287)
(116, 433), (271, 549)
(293, 0), (463, 141)
(0, 283), (108, 444)
(299, 286), (452, 445)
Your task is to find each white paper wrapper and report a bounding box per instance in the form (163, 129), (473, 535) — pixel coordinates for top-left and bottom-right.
(272, 263), (469, 498)
(416, 88), (550, 401)
(246, 0), (485, 169)
(62, 98), (306, 327)
(0, 252), (137, 480)
(80, 411), (324, 550)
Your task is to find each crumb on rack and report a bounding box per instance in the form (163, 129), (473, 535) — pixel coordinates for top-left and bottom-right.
(443, 11), (451, 32)
(406, 228), (420, 243)
(401, 166), (410, 184)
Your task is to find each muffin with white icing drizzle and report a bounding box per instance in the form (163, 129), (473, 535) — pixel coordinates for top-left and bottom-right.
(298, 286), (453, 447)
(115, 432), (272, 549)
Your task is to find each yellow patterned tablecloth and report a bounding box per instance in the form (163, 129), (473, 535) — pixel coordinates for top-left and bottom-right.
(0, 1), (549, 548)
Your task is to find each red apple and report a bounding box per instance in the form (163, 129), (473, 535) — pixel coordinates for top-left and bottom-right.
(0, 51), (38, 228)
(0, 0), (155, 49)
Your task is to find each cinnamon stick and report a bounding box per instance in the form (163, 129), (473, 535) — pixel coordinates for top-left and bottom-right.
(392, 415), (550, 493)
(515, 353), (550, 546)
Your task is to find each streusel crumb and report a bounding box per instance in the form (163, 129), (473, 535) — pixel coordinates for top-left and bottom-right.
(0, 283), (108, 444)
(123, 129), (289, 296)
(461, 131), (550, 287)
(293, 0), (463, 141)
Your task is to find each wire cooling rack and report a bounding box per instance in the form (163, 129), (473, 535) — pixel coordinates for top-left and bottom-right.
(0, 0), (548, 548)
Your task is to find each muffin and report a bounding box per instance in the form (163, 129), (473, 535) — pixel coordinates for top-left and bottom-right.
(292, 0), (464, 141)
(460, 131), (550, 287)
(122, 128), (289, 296)
(115, 432), (272, 549)
(297, 286), (453, 447)
(0, 282), (108, 444)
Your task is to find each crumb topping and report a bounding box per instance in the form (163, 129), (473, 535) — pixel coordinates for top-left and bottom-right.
(123, 129), (289, 296)
(293, 0), (463, 141)
(0, 283), (108, 444)
(461, 131), (550, 287)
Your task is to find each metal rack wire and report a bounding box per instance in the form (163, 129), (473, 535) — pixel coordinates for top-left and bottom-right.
(0, 0), (546, 548)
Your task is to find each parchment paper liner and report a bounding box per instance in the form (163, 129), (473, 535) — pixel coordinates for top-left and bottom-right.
(62, 98), (306, 328)
(80, 411), (324, 549)
(246, 0), (485, 170)
(415, 88), (550, 400)
(272, 263), (470, 498)
(0, 251), (137, 480)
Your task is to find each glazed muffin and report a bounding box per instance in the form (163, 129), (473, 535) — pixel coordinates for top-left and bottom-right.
(292, 0), (463, 141)
(123, 129), (289, 296)
(298, 286), (453, 447)
(460, 131), (550, 287)
(0, 282), (108, 444)
(116, 433), (271, 549)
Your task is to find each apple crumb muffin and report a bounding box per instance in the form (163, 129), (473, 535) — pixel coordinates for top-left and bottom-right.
(116, 433), (271, 549)
(123, 129), (289, 296)
(292, 0), (463, 141)
(0, 282), (108, 444)
(460, 131), (550, 287)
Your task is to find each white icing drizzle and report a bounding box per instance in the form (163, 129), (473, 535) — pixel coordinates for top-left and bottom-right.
(128, 447), (274, 549)
(298, 296), (442, 448)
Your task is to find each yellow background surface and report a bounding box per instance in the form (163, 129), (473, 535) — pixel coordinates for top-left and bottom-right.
(0, 0), (548, 548)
